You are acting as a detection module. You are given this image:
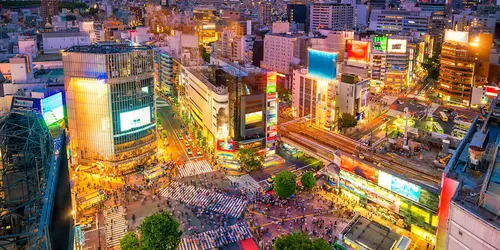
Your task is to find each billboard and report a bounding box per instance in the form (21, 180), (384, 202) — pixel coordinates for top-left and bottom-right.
(266, 72), (278, 157)
(245, 111), (263, 124)
(378, 171), (421, 202)
(217, 140), (237, 152)
(119, 106), (152, 132)
(444, 30), (468, 43)
(307, 49), (338, 80)
(41, 92), (65, 126)
(373, 36), (388, 52)
(340, 154), (377, 183)
(347, 40), (371, 63)
(387, 39), (407, 53)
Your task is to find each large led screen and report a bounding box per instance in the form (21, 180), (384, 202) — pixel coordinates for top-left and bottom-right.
(373, 36), (388, 52)
(307, 49), (338, 80)
(378, 171), (421, 202)
(387, 39), (408, 53)
(347, 40), (371, 63)
(340, 154), (377, 183)
(444, 30), (468, 43)
(245, 111), (263, 125)
(120, 106), (152, 132)
(42, 92), (64, 126)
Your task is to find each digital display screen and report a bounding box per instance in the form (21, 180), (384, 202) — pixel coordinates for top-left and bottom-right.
(42, 92), (64, 126)
(308, 49), (338, 80)
(378, 171), (421, 202)
(444, 30), (469, 43)
(387, 39), (408, 53)
(347, 40), (371, 63)
(120, 106), (152, 132)
(217, 140), (237, 152)
(245, 111), (263, 125)
(340, 154), (377, 183)
(373, 36), (388, 52)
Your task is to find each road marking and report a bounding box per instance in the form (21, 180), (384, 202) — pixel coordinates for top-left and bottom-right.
(159, 108), (189, 160)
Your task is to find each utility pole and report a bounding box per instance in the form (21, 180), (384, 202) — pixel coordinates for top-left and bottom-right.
(403, 107), (410, 150)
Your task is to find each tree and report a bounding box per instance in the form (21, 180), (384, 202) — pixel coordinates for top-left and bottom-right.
(139, 212), (182, 250)
(274, 232), (331, 250)
(274, 170), (296, 198)
(300, 171), (316, 190)
(237, 148), (264, 172)
(338, 112), (358, 132)
(277, 84), (292, 103)
(120, 232), (140, 250)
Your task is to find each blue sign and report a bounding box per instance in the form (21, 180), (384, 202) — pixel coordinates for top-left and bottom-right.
(308, 49), (338, 80)
(390, 176), (421, 202)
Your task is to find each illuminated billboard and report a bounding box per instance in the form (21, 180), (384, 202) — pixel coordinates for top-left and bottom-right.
(217, 140), (237, 152)
(378, 171), (421, 202)
(120, 106), (152, 132)
(373, 36), (388, 52)
(340, 154), (377, 183)
(42, 92), (65, 126)
(307, 49), (338, 80)
(245, 111), (263, 125)
(266, 72), (278, 157)
(347, 40), (371, 63)
(444, 30), (468, 43)
(387, 39), (407, 53)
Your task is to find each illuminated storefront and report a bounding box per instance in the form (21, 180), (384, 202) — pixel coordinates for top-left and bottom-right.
(335, 152), (439, 244)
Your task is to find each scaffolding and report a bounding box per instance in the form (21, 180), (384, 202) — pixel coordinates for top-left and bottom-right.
(0, 108), (63, 249)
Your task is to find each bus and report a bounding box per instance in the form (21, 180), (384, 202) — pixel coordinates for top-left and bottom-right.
(439, 111), (448, 122)
(433, 122), (444, 134)
(78, 190), (106, 211)
(452, 129), (467, 139)
(144, 165), (167, 180)
(453, 119), (471, 131)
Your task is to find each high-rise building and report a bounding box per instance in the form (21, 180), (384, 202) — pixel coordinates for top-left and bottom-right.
(259, 2), (272, 25)
(309, 3), (354, 32)
(63, 44), (157, 170)
(40, 0), (58, 25)
(437, 30), (475, 105)
(262, 32), (302, 75)
(368, 9), (433, 34)
(287, 4), (308, 32)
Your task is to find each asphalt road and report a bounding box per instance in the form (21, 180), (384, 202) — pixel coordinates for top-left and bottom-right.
(156, 99), (204, 164)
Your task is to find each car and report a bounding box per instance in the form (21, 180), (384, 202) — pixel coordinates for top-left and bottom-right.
(184, 141), (190, 147)
(397, 100), (404, 105)
(187, 136), (192, 142)
(191, 141), (197, 148)
(266, 174), (276, 183)
(178, 134), (183, 140)
(187, 148), (192, 155)
(197, 149), (202, 155)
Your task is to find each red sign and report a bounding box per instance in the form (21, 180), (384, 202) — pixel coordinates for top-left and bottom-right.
(216, 140), (237, 152)
(347, 40), (371, 63)
(340, 154), (377, 183)
(267, 92), (277, 100)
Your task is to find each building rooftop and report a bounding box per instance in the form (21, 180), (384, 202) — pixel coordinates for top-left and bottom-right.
(42, 31), (89, 38)
(342, 215), (407, 250)
(446, 102), (500, 229)
(65, 44), (152, 54)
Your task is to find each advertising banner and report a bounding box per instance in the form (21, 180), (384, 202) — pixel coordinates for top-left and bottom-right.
(387, 39), (408, 53)
(340, 154), (377, 183)
(347, 40), (371, 63)
(307, 49), (338, 80)
(217, 140), (237, 152)
(373, 36), (388, 52)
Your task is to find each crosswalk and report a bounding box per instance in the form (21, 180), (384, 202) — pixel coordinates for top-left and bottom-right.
(178, 222), (253, 250)
(226, 174), (261, 191)
(104, 206), (128, 248)
(177, 160), (214, 178)
(160, 182), (247, 217)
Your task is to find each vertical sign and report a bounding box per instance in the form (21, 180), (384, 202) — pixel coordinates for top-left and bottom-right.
(266, 72), (278, 157)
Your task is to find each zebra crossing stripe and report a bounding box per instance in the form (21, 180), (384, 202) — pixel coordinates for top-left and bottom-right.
(177, 160), (214, 178)
(160, 182), (247, 218)
(178, 222), (253, 250)
(104, 206), (128, 248)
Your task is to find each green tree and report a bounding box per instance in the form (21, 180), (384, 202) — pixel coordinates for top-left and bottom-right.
(274, 170), (296, 198)
(300, 171), (316, 190)
(277, 84), (292, 103)
(274, 232), (331, 250)
(200, 45), (211, 63)
(139, 212), (182, 250)
(238, 148), (264, 171)
(338, 112), (358, 132)
(120, 232), (140, 250)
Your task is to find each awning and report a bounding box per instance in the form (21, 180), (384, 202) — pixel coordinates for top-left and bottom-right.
(240, 238), (258, 250)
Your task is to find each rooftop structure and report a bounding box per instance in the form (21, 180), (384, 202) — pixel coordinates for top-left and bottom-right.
(65, 43), (153, 54)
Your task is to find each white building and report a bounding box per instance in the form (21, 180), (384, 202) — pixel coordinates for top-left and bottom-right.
(18, 37), (38, 59)
(42, 32), (91, 54)
(336, 74), (369, 116)
(368, 10), (432, 34)
(309, 3), (354, 33)
(262, 33), (302, 75)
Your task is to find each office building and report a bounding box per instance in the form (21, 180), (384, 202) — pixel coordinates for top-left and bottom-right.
(336, 74), (370, 117)
(259, 2), (272, 25)
(309, 3), (354, 32)
(287, 4), (308, 32)
(42, 32), (91, 54)
(63, 44), (157, 170)
(365, 0), (387, 9)
(262, 32), (302, 75)
(41, 0), (58, 25)
(437, 102), (500, 249)
(368, 9), (432, 34)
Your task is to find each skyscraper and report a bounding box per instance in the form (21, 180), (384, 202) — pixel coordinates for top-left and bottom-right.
(309, 3), (354, 32)
(63, 44), (157, 170)
(41, 0), (58, 25)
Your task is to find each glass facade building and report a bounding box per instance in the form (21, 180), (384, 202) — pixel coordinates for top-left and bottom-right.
(63, 44), (157, 169)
